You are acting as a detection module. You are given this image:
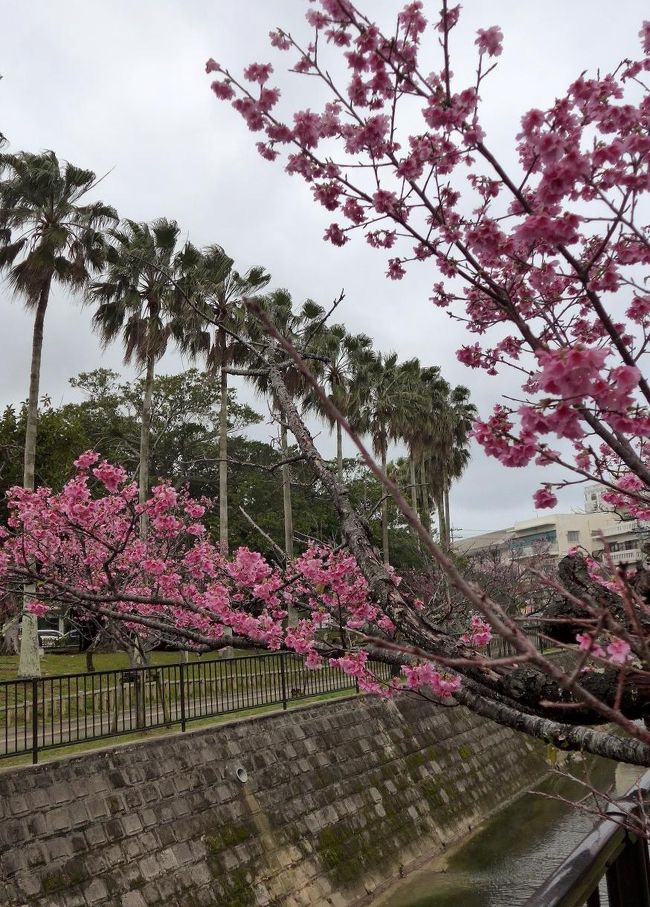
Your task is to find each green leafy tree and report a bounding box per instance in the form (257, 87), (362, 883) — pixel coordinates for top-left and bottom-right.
(397, 364), (448, 535)
(69, 368), (261, 492)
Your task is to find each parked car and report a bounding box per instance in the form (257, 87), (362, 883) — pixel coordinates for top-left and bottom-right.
(52, 629), (82, 650)
(37, 629), (63, 649)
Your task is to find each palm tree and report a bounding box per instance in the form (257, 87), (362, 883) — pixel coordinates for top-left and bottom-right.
(305, 323), (374, 482)
(442, 385), (476, 546)
(87, 218), (187, 529)
(177, 246), (270, 555)
(421, 381), (476, 548)
(350, 353), (424, 565)
(398, 364), (447, 530)
(0, 150), (117, 677)
(247, 289), (326, 559)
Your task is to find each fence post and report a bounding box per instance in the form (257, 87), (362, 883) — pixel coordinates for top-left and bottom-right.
(280, 654), (288, 710)
(31, 679), (38, 765)
(606, 832), (650, 907)
(179, 661), (186, 732)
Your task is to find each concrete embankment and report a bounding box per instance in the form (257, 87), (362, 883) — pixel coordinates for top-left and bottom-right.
(0, 692), (548, 906)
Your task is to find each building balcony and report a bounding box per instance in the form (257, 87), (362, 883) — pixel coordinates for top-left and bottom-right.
(606, 548), (644, 564)
(591, 520), (640, 538)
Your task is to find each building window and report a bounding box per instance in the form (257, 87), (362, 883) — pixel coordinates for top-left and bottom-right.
(567, 531), (580, 543)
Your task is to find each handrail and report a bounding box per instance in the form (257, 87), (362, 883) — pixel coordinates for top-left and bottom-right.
(525, 770), (650, 907)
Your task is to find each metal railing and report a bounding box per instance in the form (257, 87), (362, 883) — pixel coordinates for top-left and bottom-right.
(525, 770), (650, 907)
(0, 652), (392, 764)
(486, 626), (549, 659)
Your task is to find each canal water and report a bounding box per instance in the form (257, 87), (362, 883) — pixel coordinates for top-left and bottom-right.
(373, 760), (644, 907)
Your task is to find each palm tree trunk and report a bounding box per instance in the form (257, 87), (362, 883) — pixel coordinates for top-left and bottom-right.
(219, 325), (229, 556)
(381, 447), (389, 566)
(23, 280), (50, 492)
(281, 423), (294, 560)
(336, 421), (343, 483)
(444, 484), (451, 548)
(436, 488), (447, 549)
(139, 348), (155, 538)
(419, 455), (431, 535)
(18, 278), (51, 678)
(410, 455), (418, 515)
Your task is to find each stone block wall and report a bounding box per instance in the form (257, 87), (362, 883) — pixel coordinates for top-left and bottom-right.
(0, 693), (547, 906)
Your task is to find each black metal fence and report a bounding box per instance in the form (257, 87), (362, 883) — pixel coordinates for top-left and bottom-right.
(486, 626), (549, 659)
(0, 652), (393, 764)
(525, 770), (650, 907)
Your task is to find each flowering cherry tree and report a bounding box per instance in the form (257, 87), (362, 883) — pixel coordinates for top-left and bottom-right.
(0, 452), (466, 696)
(200, 2), (650, 765)
(3, 437), (650, 764)
(207, 2), (650, 517)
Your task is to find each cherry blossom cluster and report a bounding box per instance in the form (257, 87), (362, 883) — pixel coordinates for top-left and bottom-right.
(1, 454), (468, 699)
(207, 3), (650, 512)
(460, 613), (493, 648)
(601, 469), (650, 520)
(576, 631), (632, 667)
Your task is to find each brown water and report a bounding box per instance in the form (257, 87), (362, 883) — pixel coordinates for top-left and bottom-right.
(374, 761), (644, 907)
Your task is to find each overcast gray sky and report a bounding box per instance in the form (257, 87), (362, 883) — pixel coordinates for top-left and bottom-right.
(0, 1), (645, 537)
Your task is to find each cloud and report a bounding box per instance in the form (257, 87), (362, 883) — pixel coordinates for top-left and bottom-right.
(0, 0), (642, 534)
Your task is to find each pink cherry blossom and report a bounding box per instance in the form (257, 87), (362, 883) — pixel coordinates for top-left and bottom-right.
(607, 637), (632, 666)
(576, 632), (606, 659)
(640, 21), (650, 55)
(270, 30), (292, 51)
(461, 614), (493, 647)
(243, 63), (273, 84)
(533, 488), (558, 509)
(25, 601), (49, 617)
(74, 451), (100, 470)
(324, 223), (349, 246)
(211, 81), (235, 101)
(475, 26), (503, 57)
(387, 258), (406, 280)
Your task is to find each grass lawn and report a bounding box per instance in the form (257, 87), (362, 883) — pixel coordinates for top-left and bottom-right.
(0, 648), (260, 682)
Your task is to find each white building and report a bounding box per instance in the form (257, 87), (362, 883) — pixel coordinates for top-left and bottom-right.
(582, 482), (649, 565)
(508, 512), (617, 561)
(589, 518), (650, 566)
(455, 510), (632, 564)
(453, 527), (514, 560)
(584, 483), (611, 514)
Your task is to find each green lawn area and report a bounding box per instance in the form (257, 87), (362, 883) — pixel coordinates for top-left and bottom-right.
(0, 648), (258, 682)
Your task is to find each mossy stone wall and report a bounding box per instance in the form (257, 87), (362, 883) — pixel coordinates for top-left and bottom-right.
(0, 693), (547, 906)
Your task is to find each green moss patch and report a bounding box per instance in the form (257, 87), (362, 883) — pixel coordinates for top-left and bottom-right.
(205, 821), (253, 854)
